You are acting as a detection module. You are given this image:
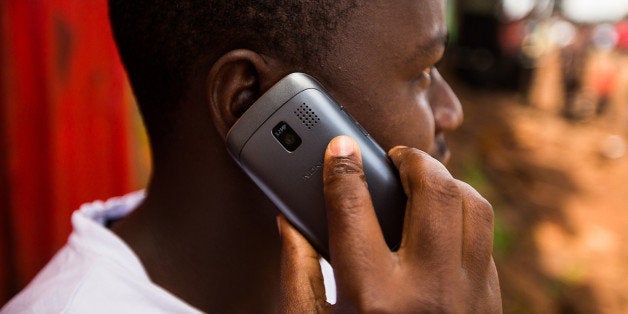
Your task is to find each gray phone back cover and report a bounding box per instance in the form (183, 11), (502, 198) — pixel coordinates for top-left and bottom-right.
(226, 73), (406, 259)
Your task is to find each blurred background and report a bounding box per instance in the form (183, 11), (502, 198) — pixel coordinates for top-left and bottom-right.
(1, 0), (627, 312)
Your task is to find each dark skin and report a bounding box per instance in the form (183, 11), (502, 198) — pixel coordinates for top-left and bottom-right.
(279, 136), (501, 312)
(112, 0), (501, 312)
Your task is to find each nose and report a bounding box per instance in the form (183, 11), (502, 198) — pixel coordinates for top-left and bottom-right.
(428, 68), (463, 133)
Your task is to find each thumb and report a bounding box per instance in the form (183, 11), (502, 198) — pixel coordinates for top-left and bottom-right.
(277, 215), (331, 313)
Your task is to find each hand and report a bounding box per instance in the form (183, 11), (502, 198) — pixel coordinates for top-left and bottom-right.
(278, 136), (502, 313)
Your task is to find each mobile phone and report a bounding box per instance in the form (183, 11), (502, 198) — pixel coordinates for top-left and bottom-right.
(226, 73), (406, 260)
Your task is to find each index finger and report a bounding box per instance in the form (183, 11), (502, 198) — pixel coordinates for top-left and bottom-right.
(277, 215), (330, 313)
(388, 147), (463, 265)
(323, 136), (393, 279)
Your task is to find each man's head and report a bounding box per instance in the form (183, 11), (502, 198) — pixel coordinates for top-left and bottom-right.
(109, 0), (461, 166)
(109, 0), (357, 143)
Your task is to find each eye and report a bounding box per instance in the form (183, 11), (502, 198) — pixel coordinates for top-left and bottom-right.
(417, 67), (432, 90)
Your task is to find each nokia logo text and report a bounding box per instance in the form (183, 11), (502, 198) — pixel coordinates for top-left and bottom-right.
(302, 162), (323, 181)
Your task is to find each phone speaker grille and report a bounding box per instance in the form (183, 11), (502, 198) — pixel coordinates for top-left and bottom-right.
(294, 103), (320, 129)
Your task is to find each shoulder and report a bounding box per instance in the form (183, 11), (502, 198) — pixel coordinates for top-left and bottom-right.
(2, 240), (201, 313)
(2, 192), (201, 313)
(1, 245), (98, 313)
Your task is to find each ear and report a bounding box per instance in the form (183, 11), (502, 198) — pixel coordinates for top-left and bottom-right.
(207, 49), (283, 140)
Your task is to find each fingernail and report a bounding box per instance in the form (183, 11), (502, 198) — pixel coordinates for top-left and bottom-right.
(391, 145), (408, 151)
(329, 136), (355, 157)
(388, 145), (408, 155)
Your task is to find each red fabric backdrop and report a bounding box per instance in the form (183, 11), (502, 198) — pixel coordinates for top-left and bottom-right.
(1, 0), (146, 303)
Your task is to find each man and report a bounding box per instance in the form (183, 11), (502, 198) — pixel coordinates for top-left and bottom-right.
(2, 0), (501, 312)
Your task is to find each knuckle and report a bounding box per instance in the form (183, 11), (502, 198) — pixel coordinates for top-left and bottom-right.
(399, 149), (459, 200)
(323, 156), (369, 215)
(476, 198), (494, 228)
(458, 181), (496, 268)
(461, 181), (494, 228)
(324, 157), (365, 184)
(429, 177), (462, 201)
(329, 156), (363, 175)
(418, 176), (462, 211)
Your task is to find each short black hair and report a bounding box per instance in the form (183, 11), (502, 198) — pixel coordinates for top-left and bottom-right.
(108, 1), (357, 144)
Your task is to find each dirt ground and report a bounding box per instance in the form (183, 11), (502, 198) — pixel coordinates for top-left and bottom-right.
(445, 51), (628, 313)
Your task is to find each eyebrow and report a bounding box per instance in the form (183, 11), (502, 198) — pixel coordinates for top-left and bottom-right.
(411, 31), (449, 64)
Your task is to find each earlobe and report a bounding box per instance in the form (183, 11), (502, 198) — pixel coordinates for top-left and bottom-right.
(207, 50), (279, 140)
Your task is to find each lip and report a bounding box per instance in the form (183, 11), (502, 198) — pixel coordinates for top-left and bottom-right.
(429, 133), (450, 165)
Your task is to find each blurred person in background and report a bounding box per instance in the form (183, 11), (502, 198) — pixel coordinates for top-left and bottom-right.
(1, 1), (502, 313)
(519, 0), (628, 120)
(554, 0), (627, 119)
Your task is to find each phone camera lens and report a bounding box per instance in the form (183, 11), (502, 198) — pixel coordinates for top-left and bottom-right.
(272, 121), (302, 152)
(283, 132), (297, 145)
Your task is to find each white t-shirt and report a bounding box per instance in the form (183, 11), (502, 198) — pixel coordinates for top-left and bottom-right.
(1, 191), (336, 313)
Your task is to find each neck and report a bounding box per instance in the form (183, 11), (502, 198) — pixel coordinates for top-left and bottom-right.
(112, 136), (281, 312)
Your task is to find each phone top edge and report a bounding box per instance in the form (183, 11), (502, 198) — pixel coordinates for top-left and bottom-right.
(226, 73), (325, 158)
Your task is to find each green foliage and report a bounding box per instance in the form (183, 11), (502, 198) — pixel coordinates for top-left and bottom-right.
(460, 156), (513, 256)
(493, 213), (513, 257)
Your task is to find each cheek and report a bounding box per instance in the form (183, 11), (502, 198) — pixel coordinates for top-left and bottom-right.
(349, 92), (435, 152)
